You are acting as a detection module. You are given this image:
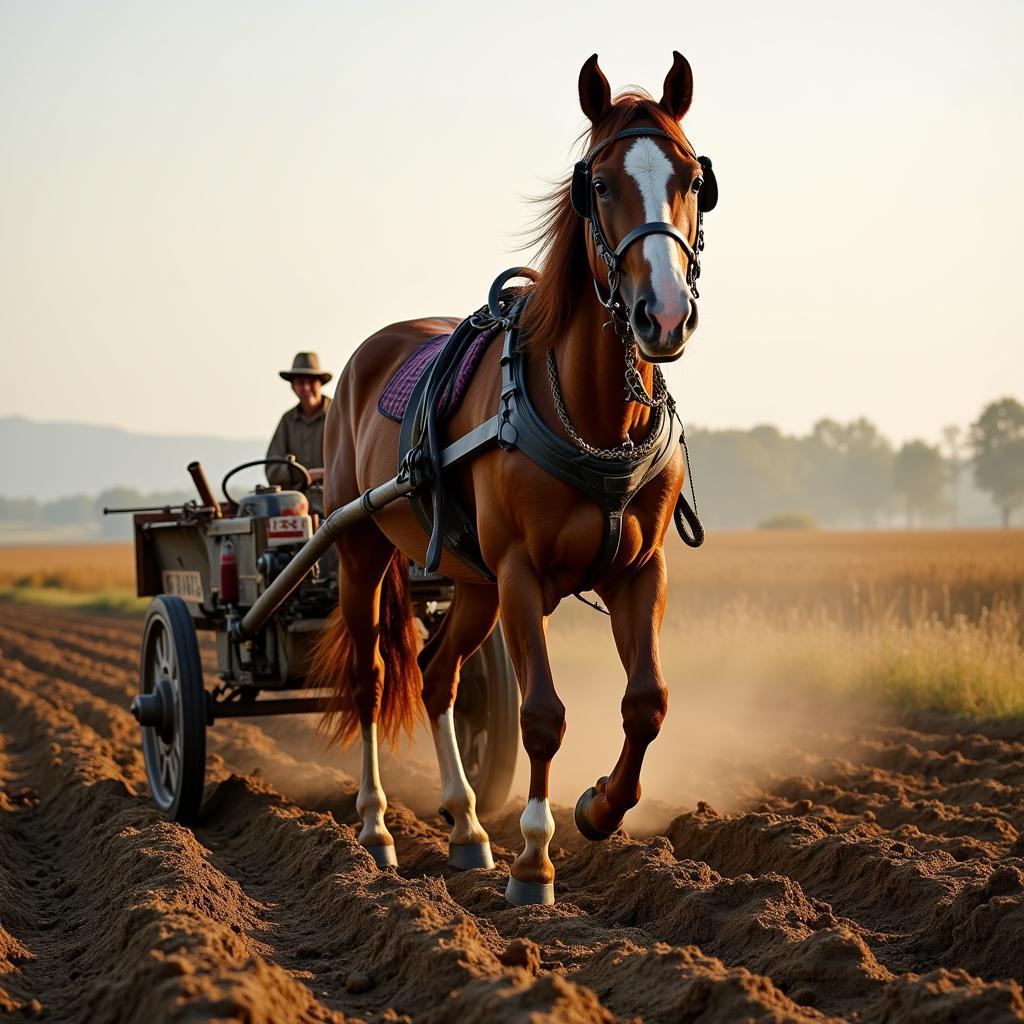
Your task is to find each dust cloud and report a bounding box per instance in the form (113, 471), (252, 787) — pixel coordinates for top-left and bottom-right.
(522, 601), (892, 832)
(249, 600), (891, 835)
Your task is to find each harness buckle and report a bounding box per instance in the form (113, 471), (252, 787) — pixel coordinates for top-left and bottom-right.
(497, 419), (518, 451)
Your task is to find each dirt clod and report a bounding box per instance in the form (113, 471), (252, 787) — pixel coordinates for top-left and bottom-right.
(499, 937), (542, 974)
(345, 971), (374, 994)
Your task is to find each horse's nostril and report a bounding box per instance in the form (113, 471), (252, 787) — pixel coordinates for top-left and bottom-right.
(684, 298), (699, 336)
(632, 298), (657, 342)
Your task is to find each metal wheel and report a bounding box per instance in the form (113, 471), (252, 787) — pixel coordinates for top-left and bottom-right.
(134, 595), (207, 823)
(454, 622), (519, 814)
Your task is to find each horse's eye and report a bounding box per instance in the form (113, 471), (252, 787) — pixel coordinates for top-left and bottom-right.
(593, 179), (609, 197)
(691, 177), (704, 194)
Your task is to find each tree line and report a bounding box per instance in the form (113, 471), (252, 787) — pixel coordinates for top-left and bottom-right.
(0, 488), (192, 538)
(685, 396), (1024, 529)
(1, 397), (1022, 534)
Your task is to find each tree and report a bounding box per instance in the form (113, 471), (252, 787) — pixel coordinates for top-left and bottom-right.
(682, 425), (800, 528)
(941, 424), (963, 526)
(0, 497), (40, 524)
(970, 397), (1024, 527)
(41, 494), (94, 526)
(893, 441), (946, 527)
(807, 417), (893, 527)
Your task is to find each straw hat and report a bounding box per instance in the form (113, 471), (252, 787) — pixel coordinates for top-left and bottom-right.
(280, 352), (332, 383)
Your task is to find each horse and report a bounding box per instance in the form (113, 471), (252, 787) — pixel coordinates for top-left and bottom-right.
(311, 51), (716, 905)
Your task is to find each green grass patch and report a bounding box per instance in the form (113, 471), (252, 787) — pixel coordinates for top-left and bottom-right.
(0, 584), (148, 616)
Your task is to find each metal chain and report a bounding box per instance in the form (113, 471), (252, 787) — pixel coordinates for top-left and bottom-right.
(593, 269), (669, 410)
(623, 340), (668, 407)
(546, 348), (668, 460)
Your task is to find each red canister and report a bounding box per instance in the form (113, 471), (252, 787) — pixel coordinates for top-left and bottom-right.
(219, 538), (239, 605)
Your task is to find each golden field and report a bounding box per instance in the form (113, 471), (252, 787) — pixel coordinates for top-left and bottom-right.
(0, 542), (136, 591)
(557, 530), (1024, 720)
(663, 529), (1024, 624)
(6, 531), (1022, 608)
(0, 543), (141, 611)
(2, 531), (1023, 716)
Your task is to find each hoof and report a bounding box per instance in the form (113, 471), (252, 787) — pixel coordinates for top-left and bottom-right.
(574, 777), (616, 842)
(448, 841), (494, 870)
(363, 843), (398, 869)
(505, 875), (554, 906)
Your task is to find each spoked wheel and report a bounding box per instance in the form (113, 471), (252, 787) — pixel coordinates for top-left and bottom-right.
(133, 595), (207, 823)
(454, 622), (519, 814)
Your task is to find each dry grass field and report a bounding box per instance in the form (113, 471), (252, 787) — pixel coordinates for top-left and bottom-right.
(556, 530), (1024, 722)
(0, 542), (135, 592)
(662, 529), (1024, 624)
(3, 530), (1023, 716)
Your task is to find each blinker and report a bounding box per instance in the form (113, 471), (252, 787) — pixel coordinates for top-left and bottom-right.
(697, 155), (718, 212)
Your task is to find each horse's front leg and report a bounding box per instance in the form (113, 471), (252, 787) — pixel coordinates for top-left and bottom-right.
(498, 555), (564, 905)
(575, 551), (669, 839)
(420, 580), (498, 869)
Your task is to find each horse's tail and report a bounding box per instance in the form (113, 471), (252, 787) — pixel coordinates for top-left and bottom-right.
(311, 551), (423, 747)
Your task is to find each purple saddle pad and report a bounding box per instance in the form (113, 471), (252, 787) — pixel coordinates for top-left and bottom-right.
(377, 327), (498, 423)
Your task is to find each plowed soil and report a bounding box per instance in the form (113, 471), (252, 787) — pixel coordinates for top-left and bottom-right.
(2, 603), (1023, 1023)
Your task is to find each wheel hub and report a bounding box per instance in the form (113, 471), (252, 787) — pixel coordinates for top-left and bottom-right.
(131, 676), (176, 745)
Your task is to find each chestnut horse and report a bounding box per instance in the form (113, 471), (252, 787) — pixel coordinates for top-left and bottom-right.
(313, 52), (713, 904)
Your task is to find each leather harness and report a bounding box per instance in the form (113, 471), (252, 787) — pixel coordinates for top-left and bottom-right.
(396, 124), (714, 590)
(398, 270), (700, 590)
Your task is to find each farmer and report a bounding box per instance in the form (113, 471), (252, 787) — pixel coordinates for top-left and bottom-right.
(266, 352), (332, 489)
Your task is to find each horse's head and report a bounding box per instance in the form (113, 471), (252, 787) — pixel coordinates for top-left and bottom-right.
(575, 53), (716, 362)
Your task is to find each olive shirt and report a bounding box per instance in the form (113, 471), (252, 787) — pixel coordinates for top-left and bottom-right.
(266, 396), (331, 487)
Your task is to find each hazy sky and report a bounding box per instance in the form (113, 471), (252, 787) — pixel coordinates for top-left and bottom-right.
(2, 0), (1022, 448)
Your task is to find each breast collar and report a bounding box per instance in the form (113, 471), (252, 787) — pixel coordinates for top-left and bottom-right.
(496, 293), (678, 588)
(398, 272), (679, 591)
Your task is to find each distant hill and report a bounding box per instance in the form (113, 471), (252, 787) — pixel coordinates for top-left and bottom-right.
(1, 417), (266, 501)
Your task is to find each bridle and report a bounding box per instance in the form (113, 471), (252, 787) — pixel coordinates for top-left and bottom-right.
(571, 126), (717, 328)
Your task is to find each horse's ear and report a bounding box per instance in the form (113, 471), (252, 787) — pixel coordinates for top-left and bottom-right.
(579, 54), (612, 125)
(659, 51), (693, 121)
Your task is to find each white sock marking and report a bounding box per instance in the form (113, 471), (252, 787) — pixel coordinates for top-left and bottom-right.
(520, 797), (555, 864)
(356, 723), (392, 848)
(432, 708), (488, 846)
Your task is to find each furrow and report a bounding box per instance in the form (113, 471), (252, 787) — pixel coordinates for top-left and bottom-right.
(0, 671), (349, 1023)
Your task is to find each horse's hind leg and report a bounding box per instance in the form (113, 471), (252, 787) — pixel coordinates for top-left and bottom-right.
(420, 580), (499, 869)
(336, 522), (401, 867)
(575, 552), (669, 839)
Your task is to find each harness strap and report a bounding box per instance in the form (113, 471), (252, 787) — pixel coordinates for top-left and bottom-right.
(498, 293), (678, 590)
(411, 314), (496, 573)
(397, 270), (702, 591)
(399, 334), (500, 580)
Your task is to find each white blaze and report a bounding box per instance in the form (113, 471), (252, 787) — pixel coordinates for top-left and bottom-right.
(623, 138), (689, 329)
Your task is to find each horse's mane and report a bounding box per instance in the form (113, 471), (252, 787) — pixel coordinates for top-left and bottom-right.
(518, 91), (691, 355)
